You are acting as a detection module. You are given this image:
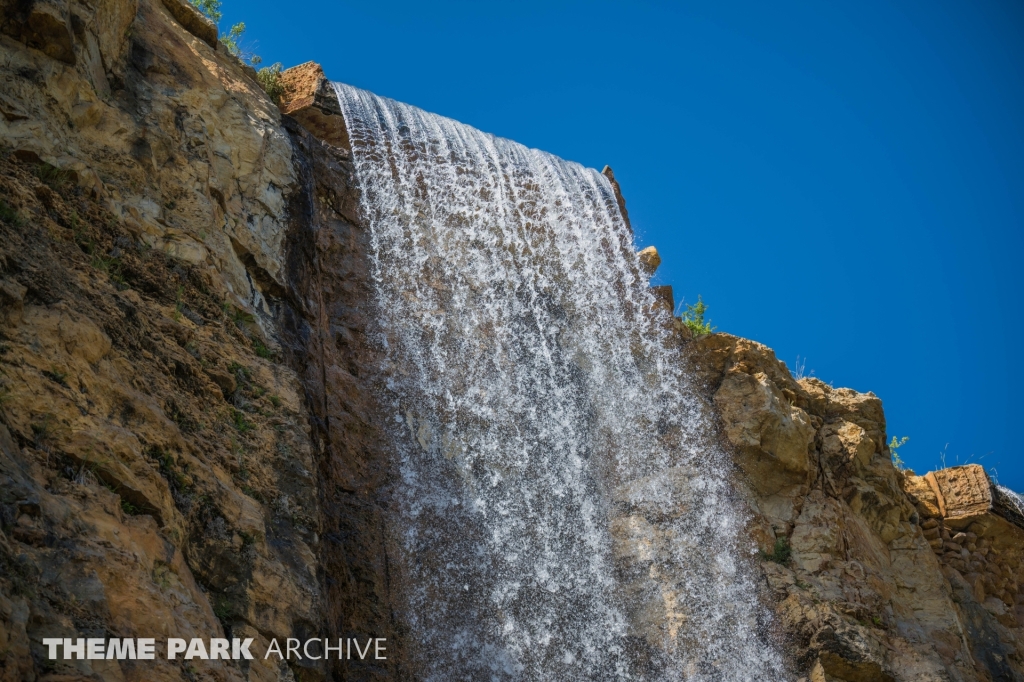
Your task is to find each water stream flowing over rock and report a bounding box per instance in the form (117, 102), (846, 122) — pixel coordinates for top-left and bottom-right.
(333, 82), (785, 681)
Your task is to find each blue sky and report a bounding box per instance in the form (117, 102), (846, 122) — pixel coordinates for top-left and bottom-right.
(226, 0), (1024, 490)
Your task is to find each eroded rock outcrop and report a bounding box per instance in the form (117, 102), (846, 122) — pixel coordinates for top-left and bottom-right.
(0, 1), (400, 680)
(683, 331), (1024, 681)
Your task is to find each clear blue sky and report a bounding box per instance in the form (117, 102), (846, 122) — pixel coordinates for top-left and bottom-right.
(225, 0), (1024, 490)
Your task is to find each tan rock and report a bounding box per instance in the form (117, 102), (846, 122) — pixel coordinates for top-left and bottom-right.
(0, 278), (27, 325)
(160, 0), (216, 47)
(601, 165), (632, 231)
(279, 61), (351, 149)
(650, 284), (674, 315)
(903, 474), (943, 519)
(715, 369), (814, 493)
(637, 245), (661, 275)
(24, 0), (76, 65)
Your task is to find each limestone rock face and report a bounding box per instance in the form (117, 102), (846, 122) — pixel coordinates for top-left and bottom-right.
(0, 1), (399, 680)
(160, 0), (216, 48)
(903, 465), (1024, 670)
(715, 369), (815, 479)
(685, 333), (1024, 682)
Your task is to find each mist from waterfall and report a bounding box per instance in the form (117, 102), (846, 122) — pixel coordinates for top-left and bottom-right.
(333, 82), (787, 681)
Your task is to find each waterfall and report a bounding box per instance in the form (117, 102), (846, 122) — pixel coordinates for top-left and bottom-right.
(333, 82), (786, 681)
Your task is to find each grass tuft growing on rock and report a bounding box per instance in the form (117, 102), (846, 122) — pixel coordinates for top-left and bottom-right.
(761, 536), (792, 565)
(0, 198), (25, 226)
(231, 408), (253, 434)
(253, 340), (273, 359)
(33, 162), (71, 189)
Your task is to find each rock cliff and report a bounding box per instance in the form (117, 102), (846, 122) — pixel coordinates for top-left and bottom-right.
(0, 0), (399, 679)
(1, 1), (1022, 680)
(682, 331), (1024, 681)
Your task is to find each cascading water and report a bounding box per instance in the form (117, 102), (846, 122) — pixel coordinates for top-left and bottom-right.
(333, 82), (787, 681)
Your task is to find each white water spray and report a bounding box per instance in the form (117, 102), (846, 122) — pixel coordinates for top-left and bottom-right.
(333, 82), (786, 681)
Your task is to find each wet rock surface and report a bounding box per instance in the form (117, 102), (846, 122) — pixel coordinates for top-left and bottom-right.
(0, 2), (398, 680)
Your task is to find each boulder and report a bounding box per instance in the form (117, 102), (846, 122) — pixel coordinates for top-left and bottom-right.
(279, 61), (351, 149)
(638, 245), (661, 275)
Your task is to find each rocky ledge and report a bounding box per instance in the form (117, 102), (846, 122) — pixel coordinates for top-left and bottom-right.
(676, 327), (1024, 681)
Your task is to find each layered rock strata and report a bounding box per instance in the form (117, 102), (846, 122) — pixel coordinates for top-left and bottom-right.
(679, 329), (1024, 681)
(0, 1), (399, 680)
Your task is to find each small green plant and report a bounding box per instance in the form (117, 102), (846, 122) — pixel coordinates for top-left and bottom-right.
(253, 340), (273, 359)
(152, 562), (173, 589)
(220, 21), (247, 56)
(256, 63), (285, 105)
(0, 199), (25, 226)
(120, 498), (140, 515)
(228, 361), (251, 381)
(190, 0), (260, 64)
(231, 409), (253, 434)
(760, 536), (792, 565)
(189, 0), (222, 21)
(43, 367), (68, 386)
(224, 302), (255, 329)
(242, 485), (265, 503)
(268, 395), (281, 408)
(889, 436), (909, 469)
(91, 253), (124, 284)
(173, 286), (185, 322)
(680, 296), (715, 337)
(212, 596), (232, 622)
(34, 163), (70, 189)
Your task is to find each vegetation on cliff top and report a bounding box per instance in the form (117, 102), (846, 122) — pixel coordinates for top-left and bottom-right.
(189, 0), (284, 105)
(680, 296), (715, 337)
(189, 0), (252, 59)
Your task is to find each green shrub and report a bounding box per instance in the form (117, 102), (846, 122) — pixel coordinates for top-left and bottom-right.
(220, 21), (246, 56)
(681, 296), (715, 337)
(189, 0), (222, 21)
(257, 63), (285, 105)
(253, 340), (273, 359)
(889, 436), (909, 469)
(190, 0), (260, 65)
